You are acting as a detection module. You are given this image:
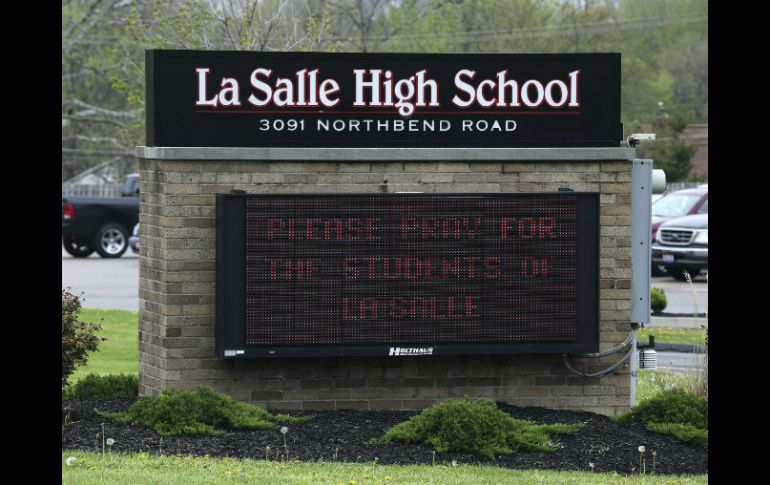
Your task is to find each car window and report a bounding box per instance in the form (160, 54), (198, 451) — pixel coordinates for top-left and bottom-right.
(697, 199), (708, 214)
(651, 193), (702, 218)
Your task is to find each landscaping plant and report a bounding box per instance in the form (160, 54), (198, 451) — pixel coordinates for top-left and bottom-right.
(615, 388), (707, 448)
(646, 423), (708, 449)
(62, 289), (105, 389)
(63, 373), (138, 400)
(97, 385), (311, 436)
(650, 287), (667, 314)
(371, 398), (582, 459)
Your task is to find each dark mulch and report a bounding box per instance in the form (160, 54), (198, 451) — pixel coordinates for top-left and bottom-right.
(62, 399), (707, 476)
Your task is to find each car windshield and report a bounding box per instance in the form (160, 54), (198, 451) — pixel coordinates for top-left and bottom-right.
(652, 193), (702, 217)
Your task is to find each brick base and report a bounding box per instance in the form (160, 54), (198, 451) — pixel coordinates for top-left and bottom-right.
(138, 159), (632, 416)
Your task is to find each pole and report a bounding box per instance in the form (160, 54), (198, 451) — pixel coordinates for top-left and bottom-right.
(630, 159), (653, 405)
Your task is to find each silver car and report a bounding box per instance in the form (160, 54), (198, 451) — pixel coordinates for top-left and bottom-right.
(129, 223), (139, 254)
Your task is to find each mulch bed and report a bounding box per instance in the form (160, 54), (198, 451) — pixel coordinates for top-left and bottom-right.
(62, 398), (707, 476)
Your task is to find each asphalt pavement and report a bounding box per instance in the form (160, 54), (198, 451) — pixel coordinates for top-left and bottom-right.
(651, 275), (708, 315)
(61, 246), (138, 311)
(653, 350), (707, 375)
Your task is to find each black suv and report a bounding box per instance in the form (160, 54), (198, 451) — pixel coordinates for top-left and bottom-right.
(651, 214), (708, 281)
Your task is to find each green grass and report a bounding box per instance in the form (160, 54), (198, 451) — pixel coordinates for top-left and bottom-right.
(71, 309), (138, 382)
(61, 452), (707, 485)
(637, 327), (706, 348)
(636, 370), (690, 403)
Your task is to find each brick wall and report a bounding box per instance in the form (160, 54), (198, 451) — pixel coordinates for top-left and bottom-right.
(138, 159), (632, 416)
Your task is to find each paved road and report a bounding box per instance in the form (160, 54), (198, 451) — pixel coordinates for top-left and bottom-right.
(653, 350), (707, 375)
(61, 247), (138, 311)
(651, 274), (708, 315)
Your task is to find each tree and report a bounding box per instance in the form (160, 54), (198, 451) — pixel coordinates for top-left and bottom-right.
(62, 0), (709, 178)
(637, 111), (697, 182)
(62, 0), (140, 181)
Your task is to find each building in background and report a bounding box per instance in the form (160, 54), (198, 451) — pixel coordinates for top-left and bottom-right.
(684, 124), (708, 181)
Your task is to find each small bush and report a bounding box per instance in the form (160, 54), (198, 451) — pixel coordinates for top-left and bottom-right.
(371, 398), (582, 459)
(97, 386), (311, 437)
(62, 290), (105, 388)
(650, 287), (667, 313)
(616, 388), (707, 430)
(647, 422), (708, 448)
(63, 374), (138, 400)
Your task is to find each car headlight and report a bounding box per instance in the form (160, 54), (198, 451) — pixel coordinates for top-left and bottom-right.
(132, 223), (139, 237)
(655, 227), (662, 242)
(693, 229), (708, 244)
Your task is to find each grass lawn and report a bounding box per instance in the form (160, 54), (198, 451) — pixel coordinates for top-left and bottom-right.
(636, 370), (692, 403)
(637, 327), (706, 348)
(72, 308), (138, 382)
(61, 452), (707, 485)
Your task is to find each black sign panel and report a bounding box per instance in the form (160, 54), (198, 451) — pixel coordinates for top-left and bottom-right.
(147, 50), (621, 148)
(216, 193), (599, 358)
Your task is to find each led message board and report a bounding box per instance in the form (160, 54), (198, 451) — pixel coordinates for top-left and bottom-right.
(216, 193), (599, 358)
(146, 50), (621, 148)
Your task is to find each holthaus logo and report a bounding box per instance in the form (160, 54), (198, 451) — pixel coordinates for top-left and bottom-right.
(388, 347), (434, 356)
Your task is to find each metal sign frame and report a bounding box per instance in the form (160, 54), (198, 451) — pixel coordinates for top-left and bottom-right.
(216, 192), (600, 358)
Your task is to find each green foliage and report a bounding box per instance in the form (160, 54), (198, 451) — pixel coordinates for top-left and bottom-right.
(63, 373), (138, 400)
(616, 387), (707, 435)
(97, 386), (310, 437)
(62, 290), (104, 389)
(63, 0), (708, 180)
(637, 138), (697, 182)
(650, 287), (667, 313)
(637, 110), (698, 181)
(646, 422), (708, 448)
(372, 398), (582, 459)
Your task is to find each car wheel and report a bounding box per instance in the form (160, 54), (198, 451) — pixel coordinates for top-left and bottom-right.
(93, 223), (129, 258)
(670, 268), (701, 282)
(63, 237), (94, 258)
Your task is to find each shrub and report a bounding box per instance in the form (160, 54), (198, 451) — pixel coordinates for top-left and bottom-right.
(616, 388), (707, 447)
(616, 388), (707, 429)
(97, 386), (311, 437)
(650, 287), (667, 313)
(62, 290), (105, 388)
(371, 398), (582, 459)
(63, 373), (138, 400)
(647, 422), (708, 448)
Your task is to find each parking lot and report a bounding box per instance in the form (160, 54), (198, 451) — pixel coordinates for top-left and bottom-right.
(651, 274), (708, 315)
